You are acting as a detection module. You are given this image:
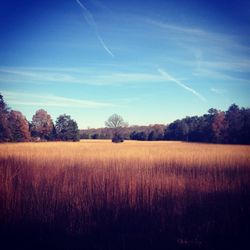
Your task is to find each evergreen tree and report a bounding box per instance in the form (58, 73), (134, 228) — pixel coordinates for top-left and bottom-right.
(55, 114), (80, 141)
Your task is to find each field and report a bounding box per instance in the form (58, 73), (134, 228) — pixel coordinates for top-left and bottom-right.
(0, 140), (250, 250)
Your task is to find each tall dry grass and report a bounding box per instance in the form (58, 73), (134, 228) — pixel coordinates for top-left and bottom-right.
(0, 140), (250, 250)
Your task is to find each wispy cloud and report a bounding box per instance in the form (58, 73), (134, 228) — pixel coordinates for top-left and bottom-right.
(2, 91), (113, 108)
(210, 88), (226, 94)
(147, 18), (250, 71)
(162, 56), (250, 83)
(0, 67), (165, 85)
(162, 56), (250, 71)
(197, 59), (250, 73)
(147, 19), (210, 37)
(0, 67), (79, 83)
(192, 68), (250, 83)
(147, 19), (250, 51)
(158, 68), (206, 102)
(75, 0), (114, 57)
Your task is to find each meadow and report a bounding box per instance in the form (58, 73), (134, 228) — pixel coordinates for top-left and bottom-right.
(0, 140), (250, 250)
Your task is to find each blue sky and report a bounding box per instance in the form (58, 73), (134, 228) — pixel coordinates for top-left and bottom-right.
(0, 0), (250, 128)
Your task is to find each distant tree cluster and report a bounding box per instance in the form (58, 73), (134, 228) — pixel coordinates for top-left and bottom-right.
(164, 105), (250, 144)
(0, 94), (79, 142)
(80, 124), (165, 141)
(130, 124), (165, 141)
(80, 105), (250, 145)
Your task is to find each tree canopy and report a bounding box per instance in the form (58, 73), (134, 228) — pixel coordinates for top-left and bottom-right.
(31, 109), (55, 140)
(0, 93), (80, 142)
(55, 114), (80, 141)
(8, 110), (30, 142)
(0, 94), (11, 142)
(164, 104), (250, 144)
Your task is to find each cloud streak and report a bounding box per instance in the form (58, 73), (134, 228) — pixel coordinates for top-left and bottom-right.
(147, 19), (209, 37)
(192, 68), (250, 83)
(210, 88), (225, 94)
(0, 67), (166, 85)
(75, 0), (114, 57)
(147, 19), (249, 50)
(2, 91), (113, 108)
(158, 68), (206, 102)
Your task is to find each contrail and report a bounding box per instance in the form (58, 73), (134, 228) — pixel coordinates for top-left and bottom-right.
(158, 68), (206, 102)
(97, 35), (114, 57)
(75, 0), (114, 57)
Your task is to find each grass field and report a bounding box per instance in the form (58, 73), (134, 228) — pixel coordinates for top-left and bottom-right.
(0, 140), (250, 250)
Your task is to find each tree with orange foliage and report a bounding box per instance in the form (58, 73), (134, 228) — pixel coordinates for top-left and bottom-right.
(0, 93), (11, 142)
(8, 110), (30, 142)
(31, 109), (55, 140)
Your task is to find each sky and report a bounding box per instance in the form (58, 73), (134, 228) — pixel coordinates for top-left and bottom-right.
(0, 0), (250, 128)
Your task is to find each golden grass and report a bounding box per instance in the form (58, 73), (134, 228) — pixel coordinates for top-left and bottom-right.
(0, 140), (250, 249)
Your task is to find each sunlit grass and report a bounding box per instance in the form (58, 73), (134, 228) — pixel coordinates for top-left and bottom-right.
(0, 140), (250, 249)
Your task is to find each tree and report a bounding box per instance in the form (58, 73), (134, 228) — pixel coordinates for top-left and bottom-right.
(211, 111), (227, 143)
(241, 108), (250, 144)
(91, 133), (100, 139)
(148, 125), (164, 141)
(8, 110), (30, 142)
(164, 119), (189, 141)
(55, 114), (80, 141)
(0, 93), (11, 142)
(182, 116), (199, 142)
(31, 109), (55, 140)
(226, 104), (244, 144)
(130, 131), (147, 141)
(136, 131), (147, 141)
(148, 130), (156, 141)
(105, 114), (127, 143)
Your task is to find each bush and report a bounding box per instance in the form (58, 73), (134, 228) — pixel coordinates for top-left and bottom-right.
(112, 134), (124, 143)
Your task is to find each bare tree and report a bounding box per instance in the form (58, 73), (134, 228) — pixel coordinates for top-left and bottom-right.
(105, 114), (127, 143)
(105, 114), (126, 128)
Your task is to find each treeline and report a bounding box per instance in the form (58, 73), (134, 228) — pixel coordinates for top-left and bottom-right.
(0, 94), (79, 142)
(80, 124), (165, 141)
(81, 104), (250, 145)
(1, 92), (250, 144)
(165, 105), (250, 144)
